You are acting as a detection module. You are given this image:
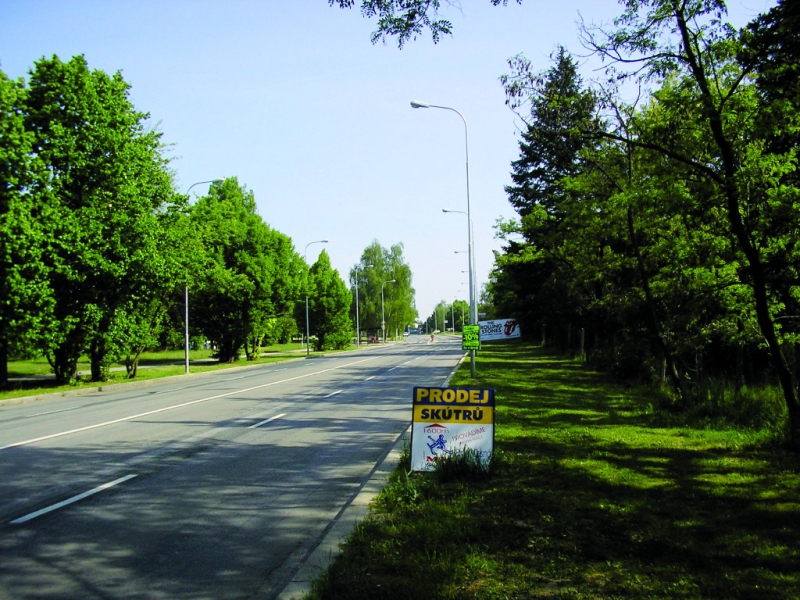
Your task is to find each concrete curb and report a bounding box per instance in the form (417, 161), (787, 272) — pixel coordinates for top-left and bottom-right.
(273, 348), (468, 600)
(274, 428), (410, 600)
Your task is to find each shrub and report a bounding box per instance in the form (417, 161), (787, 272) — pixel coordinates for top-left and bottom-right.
(322, 330), (352, 350)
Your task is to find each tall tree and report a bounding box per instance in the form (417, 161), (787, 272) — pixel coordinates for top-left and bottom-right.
(23, 55), (178, 382)
(492, 48), (600, 352)
(350, 241), (416, 338)
(309, 250), (353, 350)
(579, 0), (800, 445)
(502, 46), (598, 219)
(191, 178), (302, 362)
(0, 71), (55, 387)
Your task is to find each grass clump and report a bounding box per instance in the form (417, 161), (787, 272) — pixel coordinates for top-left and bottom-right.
(430, 447), (495, 483)
(306, 341), (800, 600)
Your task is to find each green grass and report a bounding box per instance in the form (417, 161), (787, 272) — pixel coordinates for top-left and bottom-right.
(6, 343), (307, 378)
(307, 341), (800, 599)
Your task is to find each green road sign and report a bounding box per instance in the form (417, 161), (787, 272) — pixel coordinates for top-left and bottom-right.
(462, 325), (480, 350)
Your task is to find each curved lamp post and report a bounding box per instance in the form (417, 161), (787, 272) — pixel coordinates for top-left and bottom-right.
(412, 101), (476, 377)
(183, 179), (222, 374)
(381, 279), (395, 343)
(353, 264), (374, 348)
(443, 208), (478, 328)
(304, 240), (329, 356)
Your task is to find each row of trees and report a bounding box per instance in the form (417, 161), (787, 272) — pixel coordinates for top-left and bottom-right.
(487, 0), (800, 445)
(0, 55), (365, 386)
(422, 299), (469, 333)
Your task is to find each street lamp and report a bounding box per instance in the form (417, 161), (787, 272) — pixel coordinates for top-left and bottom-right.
(183, 179), (222, 374)
(353, 263), (374, 348)
(381, 279), (395, 343)
(443, 208), (478, 326)
(305, 240), (329, 356)
(413, 101), (476, 377)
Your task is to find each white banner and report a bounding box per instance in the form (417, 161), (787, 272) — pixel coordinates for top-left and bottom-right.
(410, 387), (495, 471)
(478, 319), (521, 341)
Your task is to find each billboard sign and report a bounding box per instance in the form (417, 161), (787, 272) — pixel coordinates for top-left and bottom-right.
(478, 319), (521, 341)
(462, 325), (480, 350)
(410, 386), (495, 471)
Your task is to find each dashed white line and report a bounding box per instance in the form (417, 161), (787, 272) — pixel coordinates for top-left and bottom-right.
(323, 390), (343, 398)
(388, 367), (397, 371)
(249, 413), (286, 429)
(10, 474), (138, 525)
(28, 406), (78, 418)
(0, 355), (382, 451)
(365, 376), (376, 381)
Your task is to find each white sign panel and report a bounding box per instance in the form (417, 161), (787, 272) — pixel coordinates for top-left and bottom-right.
(478, 319), (521, 341)
(410, 387), (495, 471)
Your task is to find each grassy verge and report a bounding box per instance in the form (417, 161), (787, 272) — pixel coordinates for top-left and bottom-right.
(307, 341), (800, 599)
(6, 343), (308, 378)
(1, 345), (312, 402)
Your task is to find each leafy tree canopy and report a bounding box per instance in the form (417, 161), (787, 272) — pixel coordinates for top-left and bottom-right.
(350, 240), (416, 337)
(331, 0), (521, 47)
(21, 55), (179, 382)
(191, 178), (302, 362)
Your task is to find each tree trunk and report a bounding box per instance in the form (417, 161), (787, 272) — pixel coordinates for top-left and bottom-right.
(735, 342), (744, 400)
(0, 337), (7, 389)
(627, 206), (688, 401)
(673, 2), (800, 447)
(125, 346), (144, 379)
(218, 338), (239, 363)
(49, 342), (79, 385)
(89, 338), (108, 382)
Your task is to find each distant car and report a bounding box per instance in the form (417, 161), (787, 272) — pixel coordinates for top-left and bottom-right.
(403, 331), (409, 337)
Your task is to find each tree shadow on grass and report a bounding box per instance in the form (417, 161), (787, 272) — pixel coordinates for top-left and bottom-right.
(436, 341), (800, 599)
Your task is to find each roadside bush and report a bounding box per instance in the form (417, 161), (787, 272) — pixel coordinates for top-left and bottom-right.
(322, 330), (352, 350)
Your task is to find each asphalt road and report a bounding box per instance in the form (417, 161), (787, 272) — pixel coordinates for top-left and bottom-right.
(0, 336), (464, 600)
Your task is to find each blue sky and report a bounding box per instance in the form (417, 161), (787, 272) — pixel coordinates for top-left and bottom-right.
(1, 0), (775, 320)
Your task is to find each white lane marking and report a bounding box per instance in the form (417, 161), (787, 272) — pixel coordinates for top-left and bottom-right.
(249, 413), (286, 429)
(276, 368), (287, 372)
(28, 406), (78, 418)
(222, 374), (249, 382)
(402, 361), (411, 365)
(323, 390), (343, 398)
(239, 402), (290, 425)
(365, 376), (376, 381)
(388, 367), (397, 371)
(10, 474), (138, 525)
(0, 356), (382, 451)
